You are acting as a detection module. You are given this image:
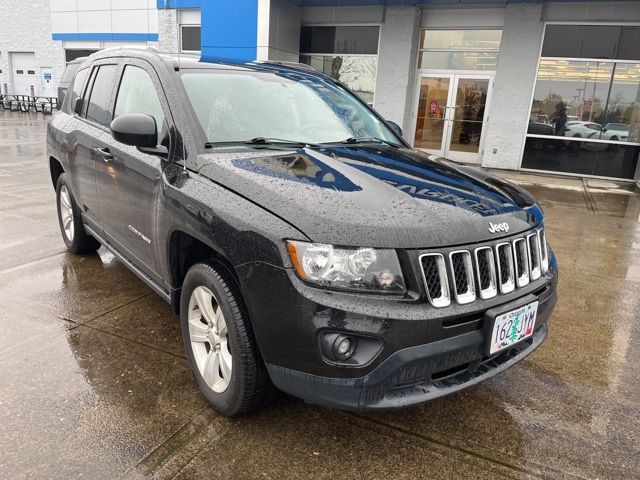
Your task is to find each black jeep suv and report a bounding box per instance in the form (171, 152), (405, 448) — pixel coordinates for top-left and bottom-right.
(47, 48), (557, 416)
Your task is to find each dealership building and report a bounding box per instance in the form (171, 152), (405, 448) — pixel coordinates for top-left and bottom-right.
(0, 0), (639, 181)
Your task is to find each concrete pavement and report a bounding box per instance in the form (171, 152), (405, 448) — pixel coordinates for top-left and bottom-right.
(1, 110), (639, 479)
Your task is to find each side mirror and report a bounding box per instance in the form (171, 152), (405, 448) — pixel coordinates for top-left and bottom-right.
(110, 114), (158, 149)
(73, 97), (82, 114)
(387, 120), (403, 137)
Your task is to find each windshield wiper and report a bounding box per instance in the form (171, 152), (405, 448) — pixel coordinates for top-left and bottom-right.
(205, 137), (319, 148)
(323, 137), (402, 148)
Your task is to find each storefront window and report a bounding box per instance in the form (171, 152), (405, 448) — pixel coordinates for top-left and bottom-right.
(299, 26), (379, 105)
(299, 55), (377, 105)
(523, 25), (640, 179)
(418, 29), (502, 71)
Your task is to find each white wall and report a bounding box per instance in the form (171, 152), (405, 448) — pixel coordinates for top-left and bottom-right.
(0, 0), (65, 96)
(50, 0), (159, 38)
(258, 0), (301, 62)
(373, 6), (422, 137)
(482, 3), (545, 170)
(158, 9), (179, 53)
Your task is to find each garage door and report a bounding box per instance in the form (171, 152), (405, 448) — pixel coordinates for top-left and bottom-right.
(10, 52), (37, 96)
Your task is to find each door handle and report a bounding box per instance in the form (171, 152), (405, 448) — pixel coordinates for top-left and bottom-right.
(91, 147), (113, 162)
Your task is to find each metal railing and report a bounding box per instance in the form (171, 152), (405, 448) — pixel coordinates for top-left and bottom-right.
(0, 94), (59, 115)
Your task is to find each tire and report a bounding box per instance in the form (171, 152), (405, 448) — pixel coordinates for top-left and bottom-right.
(56, 173), (101, 254)
(180, 262), (275, 416)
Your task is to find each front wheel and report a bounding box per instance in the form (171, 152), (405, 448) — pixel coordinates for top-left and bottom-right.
(56, 174), (101, 254)
(180, 263), (275, 416)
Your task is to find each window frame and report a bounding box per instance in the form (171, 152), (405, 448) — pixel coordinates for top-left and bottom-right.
(180, 24), (202, 53)
(299, 23), (382, 106)
(112, 63), (172, 149)
(518, 21), (640, 182)
(417, 28), (503, 72)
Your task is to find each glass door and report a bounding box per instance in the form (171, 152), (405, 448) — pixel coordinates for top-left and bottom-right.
(412, 73), (493, 163)
(413, 75), (452, 156)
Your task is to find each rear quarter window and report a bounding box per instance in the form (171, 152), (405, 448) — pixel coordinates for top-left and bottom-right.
(66, 67), (89, 114)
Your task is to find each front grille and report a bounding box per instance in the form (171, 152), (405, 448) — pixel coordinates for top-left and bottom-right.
(418, 228), (548, 308)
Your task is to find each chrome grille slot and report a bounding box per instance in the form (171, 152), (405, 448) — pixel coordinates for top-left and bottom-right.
(449, 251), (476, 304)
(538, 228), (549, 274)
(419, 254), (451, 308)
(527, 233), (542, 280)
(495, 242), (515, 294)
(513, 238), (530, 287)
(474, 247), (497, 299)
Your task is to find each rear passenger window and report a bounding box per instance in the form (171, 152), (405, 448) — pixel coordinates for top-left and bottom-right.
(69, 67), (89, 113)
(85, 64), (117, 126)
(114, 65), (167, 146)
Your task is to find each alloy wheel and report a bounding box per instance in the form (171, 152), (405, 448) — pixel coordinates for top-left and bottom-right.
(188, 286), (232, 393)
(59, 185), (75, 242)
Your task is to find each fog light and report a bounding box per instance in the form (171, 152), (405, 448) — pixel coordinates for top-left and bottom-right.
(332, 335), (354, 359)
(336, 337), (351, 355)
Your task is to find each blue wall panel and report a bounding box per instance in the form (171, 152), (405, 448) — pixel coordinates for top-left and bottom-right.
(199, 0), (259, 63)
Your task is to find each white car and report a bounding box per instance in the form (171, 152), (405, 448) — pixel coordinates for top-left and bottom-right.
(563, 121), (604, 139)
(602, 123), (629, 142)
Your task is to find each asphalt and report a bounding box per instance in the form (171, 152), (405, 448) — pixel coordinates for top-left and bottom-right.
(1, 109), (639, 480)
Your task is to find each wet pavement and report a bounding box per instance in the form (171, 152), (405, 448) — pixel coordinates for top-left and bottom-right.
(1, 109), (639, 479)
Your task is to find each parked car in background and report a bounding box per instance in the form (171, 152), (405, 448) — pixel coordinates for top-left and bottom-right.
(57, 57), (86, 105)
(564, 121), (604, 139)
(602, 123), (630, 142)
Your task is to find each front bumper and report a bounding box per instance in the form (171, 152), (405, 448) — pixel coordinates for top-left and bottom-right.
(266, 289), (555, 411)
(238, 256), (557, 411)
(266, 322), (549, 412)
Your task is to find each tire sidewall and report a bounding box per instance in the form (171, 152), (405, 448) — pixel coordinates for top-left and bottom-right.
(180, 264), (245, 416)
(55, 174), (75, 249)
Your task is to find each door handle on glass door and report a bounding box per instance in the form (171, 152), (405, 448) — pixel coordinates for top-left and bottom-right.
(91, 147), (113, 161)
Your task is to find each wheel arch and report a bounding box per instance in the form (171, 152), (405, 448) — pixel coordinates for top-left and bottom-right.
(49, 156), (64, 189)
(168, 229), (240, 314)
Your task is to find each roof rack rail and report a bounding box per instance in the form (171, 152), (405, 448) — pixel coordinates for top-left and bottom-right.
(100, 45), (160, 53)
(258, 60), (317, 72)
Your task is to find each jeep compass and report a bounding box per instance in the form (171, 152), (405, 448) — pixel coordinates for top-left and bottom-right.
(47, 48), (558, 416)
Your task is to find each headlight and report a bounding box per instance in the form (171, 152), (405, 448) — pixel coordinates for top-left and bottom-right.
(286, 241), (406, 294)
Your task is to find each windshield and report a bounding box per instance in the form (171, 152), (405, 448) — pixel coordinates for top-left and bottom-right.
(180, 69), (402, 146)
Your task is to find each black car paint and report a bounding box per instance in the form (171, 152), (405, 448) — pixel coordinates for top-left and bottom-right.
(47, 49), (557, 411)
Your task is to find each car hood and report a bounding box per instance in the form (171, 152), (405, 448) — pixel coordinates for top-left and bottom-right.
(196, 145), (542, 248)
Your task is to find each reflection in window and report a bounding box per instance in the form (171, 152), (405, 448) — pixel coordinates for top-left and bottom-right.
(529, 60), (640, 142)
(300, 26), (379, 55)
(526, 56), (640, 178)
(299, 26), (379, 105)
(418, 29), (501, 71)
(521, 136), (640, 179)
(300, 55), (377, 105)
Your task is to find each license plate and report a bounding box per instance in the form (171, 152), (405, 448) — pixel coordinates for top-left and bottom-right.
(488, 301), (538, 355)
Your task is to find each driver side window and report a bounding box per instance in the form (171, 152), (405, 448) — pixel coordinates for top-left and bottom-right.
(114, 65), (168, 147)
